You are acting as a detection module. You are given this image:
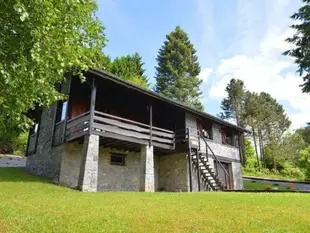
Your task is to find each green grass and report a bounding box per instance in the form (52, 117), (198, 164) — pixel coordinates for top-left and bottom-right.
(243, 181), (297, 191)
(1, 168), (310, 233)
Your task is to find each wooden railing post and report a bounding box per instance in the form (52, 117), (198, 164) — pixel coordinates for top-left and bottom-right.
(197, 133), (201, 192)
(187, 128), (193, 192)
(89, 78), (96, 134)
(62, 75), (72, 143)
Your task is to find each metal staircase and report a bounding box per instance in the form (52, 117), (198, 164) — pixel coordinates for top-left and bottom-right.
(186, 129), (230, 191)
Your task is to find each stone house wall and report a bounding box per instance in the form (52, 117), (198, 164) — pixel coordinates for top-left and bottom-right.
(58, 142), (83, 188)
(185, 112), (243, 190)
(25, 105), (63, 182)
(97, 148), (142, 191)
(158, 153), (188, 192)
(26, 81), (70, 182)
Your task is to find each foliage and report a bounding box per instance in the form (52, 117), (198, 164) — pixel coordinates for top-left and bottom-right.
(0, 0), (106, 135)
(1, 168), (310, 233)
(243, 168), (305, 181)
(244, 138), (255, 158)
(219, 78), (246, 126)
(11, 132), (28, 155)
(108, 53), (149, 88)
(296, 125), (310, 144)
(284, 0), (310, 93)
(155, 26), (203, 110)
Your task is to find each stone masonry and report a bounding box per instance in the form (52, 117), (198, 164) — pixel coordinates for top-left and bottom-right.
(58, 142), (83, 188)
(140, 145), (155, 192)
(25, 105), (63, 182)
(158, 153), (188, 192)
(185, 112), (243, 190)
(97, 148), (142, 191)
(78, 134), (99, 192)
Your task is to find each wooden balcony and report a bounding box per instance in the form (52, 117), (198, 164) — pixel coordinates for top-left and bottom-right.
(64, 111), (175, 150)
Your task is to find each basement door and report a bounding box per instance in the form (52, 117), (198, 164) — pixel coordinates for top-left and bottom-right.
(214, 161), (233, 189)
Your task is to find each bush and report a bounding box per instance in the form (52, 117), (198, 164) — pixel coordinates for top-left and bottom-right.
(280, 167), (306, 180)
(11, 132), (28, 155)
(245, 157), (258, 169)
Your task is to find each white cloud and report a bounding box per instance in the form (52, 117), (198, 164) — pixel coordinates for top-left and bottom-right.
(199, 68), (213, 84)
(207, 0), (308, 129)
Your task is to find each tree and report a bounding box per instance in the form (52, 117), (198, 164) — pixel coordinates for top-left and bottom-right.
(155, 26), (203, 110)
(296, 125), (310, 144)
(0, 1), (106, 135)
(243, 92), (261, 169)
(220, 78), (246, 126)
(244, 138), (256, 158)
(109, 53), (148, 88)
(284, 0), (310, 93)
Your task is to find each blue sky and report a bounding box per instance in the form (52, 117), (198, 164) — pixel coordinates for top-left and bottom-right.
(97, 0), (309, 129)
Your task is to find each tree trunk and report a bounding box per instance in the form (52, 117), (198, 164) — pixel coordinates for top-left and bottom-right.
(258, 130), (265, 168)
(252, 126), (260, 170)
(273, 157), (277, 170)
(239, 133), (246, 166)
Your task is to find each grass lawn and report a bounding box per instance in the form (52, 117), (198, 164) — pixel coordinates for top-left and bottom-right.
(1, 168), (310, 233)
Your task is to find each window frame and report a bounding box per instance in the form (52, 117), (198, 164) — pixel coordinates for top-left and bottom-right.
(110, 153), (126, 166)
(221, 128), (239, 147)
(197, 119), (213, 140)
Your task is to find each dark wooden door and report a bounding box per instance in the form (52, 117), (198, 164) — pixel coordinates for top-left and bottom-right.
(215, 161), (233, 189)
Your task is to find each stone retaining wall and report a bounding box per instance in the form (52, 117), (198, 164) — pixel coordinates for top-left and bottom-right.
(0, 155), (26, 167)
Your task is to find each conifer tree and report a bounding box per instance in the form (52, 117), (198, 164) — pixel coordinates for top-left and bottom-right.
(155, 26), (203, 110)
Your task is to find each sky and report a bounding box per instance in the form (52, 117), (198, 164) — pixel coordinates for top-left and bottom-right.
(97, 0), (309, 130)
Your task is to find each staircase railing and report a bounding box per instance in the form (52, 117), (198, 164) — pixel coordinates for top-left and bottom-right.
(198, 131), (230, 190)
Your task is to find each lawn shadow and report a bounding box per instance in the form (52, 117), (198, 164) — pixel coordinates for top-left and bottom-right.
(0, 167), (53, 184)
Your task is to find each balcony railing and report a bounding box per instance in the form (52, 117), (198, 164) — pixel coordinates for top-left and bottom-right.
(65, 111), (90, 142)
(62, 111), (175, 150)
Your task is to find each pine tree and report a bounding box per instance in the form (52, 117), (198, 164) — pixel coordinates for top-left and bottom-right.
(219, 78), (246, 126)
(155, 26), (203, 110)
(284, 0), (310, 93)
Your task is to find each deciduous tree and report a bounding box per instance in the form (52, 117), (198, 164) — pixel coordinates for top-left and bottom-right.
(0, 0), (106, 134)
(109, 53), (148, 88)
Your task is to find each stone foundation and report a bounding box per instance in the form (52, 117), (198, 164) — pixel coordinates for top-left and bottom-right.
(97, 148), (141, 191)
(158, 153), (188, 192)
(140, 145), (155, 192)
(78, 134), (99, 192)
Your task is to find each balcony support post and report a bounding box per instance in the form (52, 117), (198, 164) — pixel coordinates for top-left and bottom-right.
(89, 78), (96, 134)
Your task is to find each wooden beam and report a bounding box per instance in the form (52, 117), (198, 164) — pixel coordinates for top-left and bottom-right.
(187, 129), (193, 192)
(89, 78), (97, 134)
(62, 75), (72, 143)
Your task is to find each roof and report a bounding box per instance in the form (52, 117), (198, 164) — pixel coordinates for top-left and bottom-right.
(90, 68), (249, 133)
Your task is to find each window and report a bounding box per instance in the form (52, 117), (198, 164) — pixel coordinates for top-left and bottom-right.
(55, 101), (68, 123)
(29, 123), (39, 135)
(221, 128), (239, 147)
(197, 119), (213, 140)
(54, 83), (68, 123)
(110, 153), (125, 166)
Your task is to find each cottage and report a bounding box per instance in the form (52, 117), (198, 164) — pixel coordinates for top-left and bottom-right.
(25, 69), (247, 192)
